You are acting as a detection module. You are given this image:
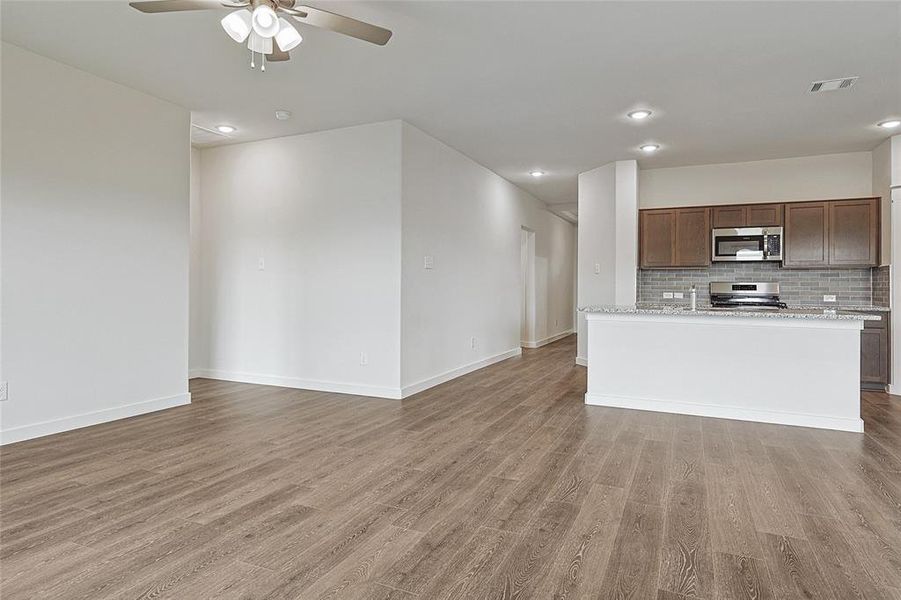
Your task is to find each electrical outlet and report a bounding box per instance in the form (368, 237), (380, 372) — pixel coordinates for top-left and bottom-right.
(258, 258), (265, 271)
(663, 292), (674, 299)
(470, 336), (476, 349)
(360, 352), (368, 366)
(673, 292), (684, 299)
(594, 263), (601, 275)
(823, 294), (837, 303)
(0, 381), (7, 402)
(424, 255), (434, 270)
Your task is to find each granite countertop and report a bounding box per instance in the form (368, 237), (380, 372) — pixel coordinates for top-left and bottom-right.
(579, 305), (882, 321)
(789, 305), (890, 313)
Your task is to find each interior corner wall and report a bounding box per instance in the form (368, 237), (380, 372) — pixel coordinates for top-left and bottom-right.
(1, 43), (191, 444)
(399, 123), (576, 394)
(576, 161), (639, 362)
(193, 121), (403, 398)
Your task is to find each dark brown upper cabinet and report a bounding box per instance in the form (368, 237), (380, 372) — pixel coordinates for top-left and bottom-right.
(828, 198), (879, 267)
(746, 203), (784, 227)
(640, 197), (878, 270)
(675, 207), (711, 266)
(783, 198), (879, 268)
(712, 203), (783, 228)
(639, 209), (676, 267)
(640, 207), (709, 268)
(712, 205), (747, 228)
(784, 202), (829, 267)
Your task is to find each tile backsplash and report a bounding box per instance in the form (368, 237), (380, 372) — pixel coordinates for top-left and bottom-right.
(873, 265), (890, 307)
(638, 262), (881, 307)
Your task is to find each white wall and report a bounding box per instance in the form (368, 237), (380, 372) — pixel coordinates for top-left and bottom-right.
(576, 160), (639, 362)
(194, 121), (403, 397)
(640, 152), (873, 208)
(1, 44), (191, 444)
(189, 147), (205, 372)
(400, 123), (575, 393)
(873, 139), (893, 266)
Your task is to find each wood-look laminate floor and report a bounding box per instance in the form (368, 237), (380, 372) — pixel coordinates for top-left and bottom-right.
(3, 335), (901, 599)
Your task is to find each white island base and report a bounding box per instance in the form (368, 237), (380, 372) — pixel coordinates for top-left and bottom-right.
(584, 311), (865, 433)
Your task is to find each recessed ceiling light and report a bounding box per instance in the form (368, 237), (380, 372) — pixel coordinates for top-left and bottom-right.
(640, 144), (660, 153)
(628, 110), (652, 120)
(878, 119), (901, 129)
(530, 170), (545, 177)
(275, 110), (292, 121)
(216, 125), (236, 134)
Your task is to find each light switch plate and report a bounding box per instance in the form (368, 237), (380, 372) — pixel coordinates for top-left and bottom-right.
(424, 255), (434, 270)
(823, 294), (837, 303)
(673, 292), (684, 299)
(663, 292), (674, 299)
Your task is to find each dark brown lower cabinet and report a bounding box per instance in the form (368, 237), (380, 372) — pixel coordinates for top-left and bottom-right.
(861, 313), (890, 390)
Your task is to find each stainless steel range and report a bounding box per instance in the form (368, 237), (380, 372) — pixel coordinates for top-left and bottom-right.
(709, 282), (787, 310)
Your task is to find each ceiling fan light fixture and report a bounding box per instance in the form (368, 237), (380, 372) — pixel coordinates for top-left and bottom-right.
(247, 30), (274, 54)
(251, 4), (280, 38)
(275, 18), (303, 51)
(221, 9), (252, 43)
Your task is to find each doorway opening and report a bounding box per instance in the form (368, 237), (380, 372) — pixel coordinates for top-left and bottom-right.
(520, 227), (536, 347)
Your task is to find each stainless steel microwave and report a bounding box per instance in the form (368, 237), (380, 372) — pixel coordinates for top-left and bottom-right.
(711, 227), (783, 262)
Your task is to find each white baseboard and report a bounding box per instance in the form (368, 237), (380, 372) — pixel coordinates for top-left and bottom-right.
(188, 368), (205, 379)
(1, 392), (192, 445)
(575, 356), (587, 367)
(401, 348), (522, 398)
(584, 392), (864, 433)
(888, 384), (899, 396)
(190, 369), (404, 400)
(521, 330), (574, 349)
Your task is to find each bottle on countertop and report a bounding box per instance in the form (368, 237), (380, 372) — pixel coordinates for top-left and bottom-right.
(690, 285), (697, 311)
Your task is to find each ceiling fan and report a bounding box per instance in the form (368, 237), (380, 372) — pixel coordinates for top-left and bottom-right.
(129, 0), (392, 70)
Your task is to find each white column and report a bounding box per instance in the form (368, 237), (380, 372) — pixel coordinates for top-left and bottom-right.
(889, 135), (901, 393)
(576, 160), (638, 364)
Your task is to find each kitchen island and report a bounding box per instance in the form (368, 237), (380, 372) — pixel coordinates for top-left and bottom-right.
(581, 305), (880, 432)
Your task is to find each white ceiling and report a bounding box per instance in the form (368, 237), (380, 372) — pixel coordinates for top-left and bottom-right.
(2, 1), (900, 206)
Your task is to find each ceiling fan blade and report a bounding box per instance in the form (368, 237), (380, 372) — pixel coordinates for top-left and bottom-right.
(129, 0), (247, 13)
(268, 46), (291, 62)
(284, 5), (392, 45)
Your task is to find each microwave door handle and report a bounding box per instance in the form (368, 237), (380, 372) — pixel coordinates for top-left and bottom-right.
(762, 236), (769, 260)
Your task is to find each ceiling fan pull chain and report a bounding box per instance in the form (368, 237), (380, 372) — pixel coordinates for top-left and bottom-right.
(261, 51), (266, 72)
(250, 48), (255, 69)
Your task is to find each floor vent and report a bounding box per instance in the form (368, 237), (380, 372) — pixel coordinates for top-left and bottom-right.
(809, 77), (858, 93)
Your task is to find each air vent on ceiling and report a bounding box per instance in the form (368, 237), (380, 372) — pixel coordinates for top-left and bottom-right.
(191, 124), (230, 146)
(809, 76), (858, 93)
